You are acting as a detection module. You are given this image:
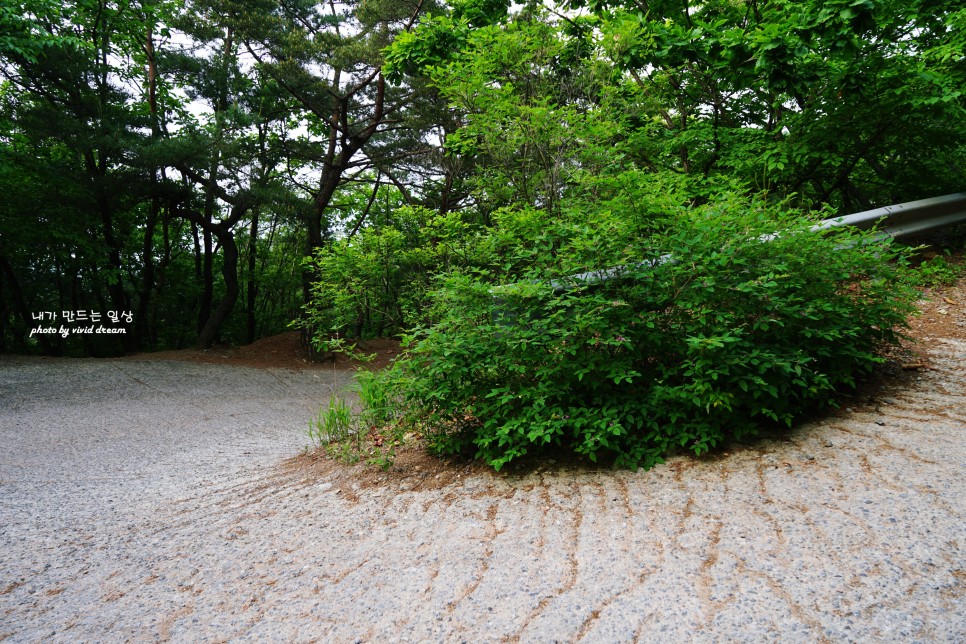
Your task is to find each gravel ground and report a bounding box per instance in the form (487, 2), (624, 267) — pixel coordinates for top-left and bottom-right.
(1, 336), (964, 641)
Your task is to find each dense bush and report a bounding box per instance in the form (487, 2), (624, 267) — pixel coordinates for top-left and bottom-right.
(300, 205), (496, 345)
(381, 196), (917, 470)
(300, 170), (698, 349)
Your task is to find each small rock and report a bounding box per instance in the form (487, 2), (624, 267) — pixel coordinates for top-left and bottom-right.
(824, 440), (834, 448)
(881, 397), (896, 405)
(874, 420), (886, 426)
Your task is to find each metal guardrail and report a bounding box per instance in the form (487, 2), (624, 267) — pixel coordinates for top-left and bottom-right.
(492, 193), (966, 299)
(813, 192), (966, 240)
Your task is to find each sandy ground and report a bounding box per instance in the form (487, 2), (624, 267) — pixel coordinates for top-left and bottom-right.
(0, 284), (964, 642)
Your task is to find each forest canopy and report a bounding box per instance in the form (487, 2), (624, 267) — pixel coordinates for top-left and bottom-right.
(0, 0), (963, 356)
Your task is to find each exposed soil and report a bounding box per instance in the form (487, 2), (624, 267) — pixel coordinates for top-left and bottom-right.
(906, 280), (966, 350)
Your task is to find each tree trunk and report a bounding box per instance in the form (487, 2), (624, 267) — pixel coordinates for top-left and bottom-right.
(0, 256), (53, 354)
(199, 227), (213, 333)
(136, 197), (159, 351)
(246, 209), (258, 344)
(137, 22), (162, 351)
(0, 276), (6, 353)
(197, 225), (240, 349)
(71, 269), (95, 356)
(149, 205), (172, 348)
(83, 149), (131, 351)
(173, 192), (252, 350)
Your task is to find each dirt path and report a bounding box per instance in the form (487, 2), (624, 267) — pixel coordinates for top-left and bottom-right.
(1, 285), (964, 642)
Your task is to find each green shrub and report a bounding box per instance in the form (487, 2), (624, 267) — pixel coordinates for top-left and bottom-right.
(299, 206), (492, 343)
(909, 251), (963, 288)
(308, 363), (412, 469)
(384, 197), (917, 471)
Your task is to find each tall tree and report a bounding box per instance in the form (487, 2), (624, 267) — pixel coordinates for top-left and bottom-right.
(224, 0), (449, 301)
(575, 0), (966, 208)
(0, 0), (156, 354)
(162, 0), (300, 348)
